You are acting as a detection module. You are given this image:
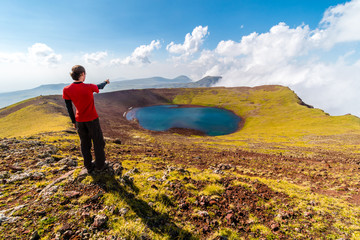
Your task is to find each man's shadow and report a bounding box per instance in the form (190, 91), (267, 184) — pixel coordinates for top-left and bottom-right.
(90, 172), (194, 240)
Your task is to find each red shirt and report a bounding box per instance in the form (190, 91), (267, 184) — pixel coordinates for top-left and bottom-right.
(62, 82), (99, 122)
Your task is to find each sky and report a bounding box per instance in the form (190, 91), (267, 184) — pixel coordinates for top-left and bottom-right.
(1, 0), (360, 116)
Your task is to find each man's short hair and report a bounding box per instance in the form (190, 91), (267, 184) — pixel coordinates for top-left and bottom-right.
(70, 65), (86, 80)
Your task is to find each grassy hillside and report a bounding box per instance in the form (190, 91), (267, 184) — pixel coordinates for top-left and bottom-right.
(0, 96), (69, 138)
(171, 86), (360, 157)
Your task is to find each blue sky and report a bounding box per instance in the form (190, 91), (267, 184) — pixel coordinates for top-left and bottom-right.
(0, 0), (346, 52)
(1, 0), (360, 116)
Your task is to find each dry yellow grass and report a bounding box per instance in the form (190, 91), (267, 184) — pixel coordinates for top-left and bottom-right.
(0, 102), (69, 138)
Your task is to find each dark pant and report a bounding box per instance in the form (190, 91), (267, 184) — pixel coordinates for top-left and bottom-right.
(77, 118), (106, 170)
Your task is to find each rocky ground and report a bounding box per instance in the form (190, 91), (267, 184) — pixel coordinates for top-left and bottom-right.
(0, 126), (360, 240)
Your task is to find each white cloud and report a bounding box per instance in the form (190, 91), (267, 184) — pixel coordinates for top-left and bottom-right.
(83, 51), (108, 65)
(0, 43), (61, 66)
(0, 52), (26, 63)
(111, 40), (161, 65)
(316, 0), (360, 48)
(186, 0), (360, 116)
(28, 43), (62, 65)
(166, 26), (209, 59)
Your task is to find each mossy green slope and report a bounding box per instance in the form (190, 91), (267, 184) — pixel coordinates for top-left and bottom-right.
(172, 86), (360, 155)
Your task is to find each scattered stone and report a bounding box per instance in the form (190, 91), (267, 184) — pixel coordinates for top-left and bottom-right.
(29, 231), (40, 240)
(304, 211), (313, 218)
(39, 169), (76, 196)
(58, 223), (72, 233)
(270, 222), (280, 231)
(64, 191), (81, 199)
(41, 185), (59, 199)
(179, 202), (189, 210)
(36, 157), (55, 167)
(7, 171), (32, 183)
(0, 214), (9, 225)
(147, 176), (158, 182)
(0, 143), (9, 150)
(209, 200), (218, 206)
(161, 173), (169, 181)
(213, 169), (224, 175)
(119, 208), (129, 216)
(197, 211), (209, 218)
(217, 163), (232, 170)
(226, 212), (234, 221)
(124, 167), (140, 176)
(31, 172), (45, 180)
(81, 212), (93, 224)
(8, 165), (23, 172)
(0, 171), (9, 179)
(92, 214), (108, 228)
(58, 157), (78, 167)
(62, 230), (73, 239)
(121, 175), (134, 184)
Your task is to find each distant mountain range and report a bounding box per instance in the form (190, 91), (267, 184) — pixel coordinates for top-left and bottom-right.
(0, 76), (222, 109)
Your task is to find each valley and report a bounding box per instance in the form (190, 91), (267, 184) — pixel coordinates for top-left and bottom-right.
(0, 86), (359, 239)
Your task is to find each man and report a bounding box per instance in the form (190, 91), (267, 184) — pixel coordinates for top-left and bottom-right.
(63, 65), (109, 173)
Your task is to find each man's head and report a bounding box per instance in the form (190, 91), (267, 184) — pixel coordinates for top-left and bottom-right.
(70, 65), (86, 81)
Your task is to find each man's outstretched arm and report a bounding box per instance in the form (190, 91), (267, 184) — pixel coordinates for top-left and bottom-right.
(97, 79), (110, 90)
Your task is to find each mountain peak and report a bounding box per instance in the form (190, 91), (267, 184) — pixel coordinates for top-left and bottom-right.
(172, 75), (192, 82)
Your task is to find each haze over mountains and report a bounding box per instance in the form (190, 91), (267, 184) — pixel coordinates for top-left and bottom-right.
(0, 76), (221, 109)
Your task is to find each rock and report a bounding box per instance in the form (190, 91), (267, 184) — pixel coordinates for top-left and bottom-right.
(119, 208), (129, 216)
(8, 171), (32, 183)
(0, 171), (9, 179)
(197, 211), (209, 218)
(81, 212), (93, 224)
(8, 165), (23, 172)
(225, 213), (234, 221)
(40, 185), (59, 198)
(121, 175), (134, 184)
(161, 173), (169, 181)
(218, 163), (232, 170)
(0, 214), (9, 225)
(209, 200), (217, 206)
(179, 202), (189, 210)
(270, 222), (280, 231)
(31, 172), (45, 180)
(36, 157), (55, 167)
(304, 211), (313, 218)
(125, 168), (140, 176)
(92, 214), (108, 228)
(64, 191), (81, 199)
(147, 176), (158, 182)
(166, 166), (178, 173)
(58, 223), (72, 233)
(58, 158), (78, 167)
(39, 169), (76, 197)
(29, 231), (40, 240)
(0, 143), (9, 150)
(112, 163), (123, 176)
(213, 169), (224, 175)
(62, 230), (73, 240)
(113, 139), (122, 144)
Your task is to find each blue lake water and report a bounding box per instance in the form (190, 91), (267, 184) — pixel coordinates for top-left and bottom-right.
(126, 105), (241, 136)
